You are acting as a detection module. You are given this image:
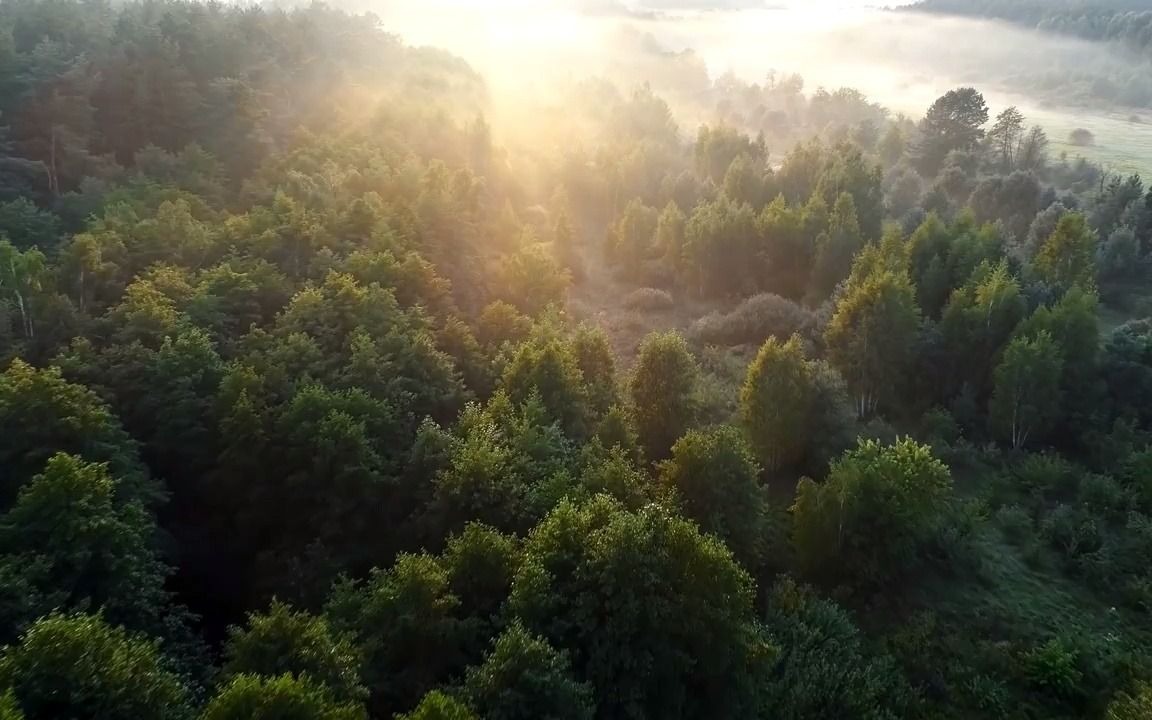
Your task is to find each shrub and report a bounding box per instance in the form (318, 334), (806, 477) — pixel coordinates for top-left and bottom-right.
(1068, 128), (1095, 147)
(622, 288), (674, 313)
(690, 293), (815, 347)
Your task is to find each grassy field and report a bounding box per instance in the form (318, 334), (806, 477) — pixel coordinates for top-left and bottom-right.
(1030, 107), (1152, 179)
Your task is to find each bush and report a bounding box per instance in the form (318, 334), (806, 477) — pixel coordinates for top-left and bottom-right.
(1068, 128), (1095, 147)
(994, 504), (1034, 546)
(622, 288), (674, 313)
(689, 293), (815, 347)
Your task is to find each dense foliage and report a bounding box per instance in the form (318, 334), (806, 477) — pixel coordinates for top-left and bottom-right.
(2, 1), (1152, 718)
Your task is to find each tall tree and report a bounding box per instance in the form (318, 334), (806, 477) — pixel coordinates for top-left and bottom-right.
(915, 88), (989, 176)
(986, 106), (1025, 172)
(1034, 213), (1097, 291)
(660, 426), (769, 568)
(825, 266), (920, 418)
(627, 332), (698, 462)
(792, 438), (954, 591)
(989, 331), (1063, 449)
(740, 335), (816, 472)
(0, 613), (190, 720)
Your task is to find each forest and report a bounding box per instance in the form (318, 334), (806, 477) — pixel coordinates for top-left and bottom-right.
(911, 0), (1152, 59)
(3, 0), (1152, 718)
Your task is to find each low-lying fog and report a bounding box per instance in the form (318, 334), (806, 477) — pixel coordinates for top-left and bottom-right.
(371, 0), (1152, 174)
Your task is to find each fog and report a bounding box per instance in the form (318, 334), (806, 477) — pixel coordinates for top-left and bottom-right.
(361, 0), (1152, 173)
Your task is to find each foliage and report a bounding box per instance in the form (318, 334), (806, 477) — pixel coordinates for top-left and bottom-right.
(989, 332), (1063, 449)
(462, 622), (595, 720)
(793, 438), (955, 591)
(223, 601), (365, 702)
(660, 426), (769, 568)
(740, 335), (818, 472)
(508, 497), (771, 720)
(0, 613), (189, 720)
(689, 293), (814, 348)
(200, 674), (366, 720)
(628, 332), (698, 463)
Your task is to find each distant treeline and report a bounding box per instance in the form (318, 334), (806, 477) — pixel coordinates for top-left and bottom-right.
(912, 0), (1152, 58)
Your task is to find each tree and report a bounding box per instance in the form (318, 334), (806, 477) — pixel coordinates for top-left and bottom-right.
(552, 211), (581, 279)
(809, 192), (864, 299)
(1107, 683), (1152, 720)
(508, 497), (770, 720)
(740, 335), (815, 472)
(760, 579), (911, 719)
(825, 267), (920, 418)
(660, 426), (768, 568)
(223, 601), (365, 702)
(990, 332), (1063, 449)
(986, 106), (1025, 172)
(0, 240), (45, 341)
(683, 197), (761, 298)
(1034, 213), (1097, 291)
(627, 332), (698, 462)
(0, 359), (149, 506)
(0, 199), (60, 251)
(499, 244), (570, 316)
(501, 336), (588, 438)
(325, 554), (465, 717)
(0, 453), (171, 642)
(462, 623), (594, 720)
(792, 438), (954, 591)
(937, 260), (1026, 401)
(571, 324), (618, 419)
(0, 692), (22, 720)
(609, 200), (658, 279)
(916, 88), (989, 176)
(0, 613), (189, 720)
(655, 201), (686, 272)
(398, 692), (477, 720)
(200, 674), (366, 720)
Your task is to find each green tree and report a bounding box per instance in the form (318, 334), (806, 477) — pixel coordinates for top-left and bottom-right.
(916, 88), (989, 176)
(1107, 683), (1152, 720)
(200, 674), (365, 720)
(989, 332), (1063, 449)
(660, 426), (768, 568)
(0, 240), (45, 342)
(0, 453), (170, 642)
(398, 692), (477, 720)
(499, 244), (570, 316)
(223, 601), (365, 702)
(825, 268), (920, 418)
(683, 197), (760, 298)
(937, 259), (1026, 401)
(1034, 213), (1097, 291)
(792, 438), (954, 591)
(810, 192), (864, 299)
(0, 359), (148, 506)
(740, 335), (816, 472)
(655, 201), (686, 271)
(760, 579), (911, 719)
(609, 200), (658, 280)
(508, 497), (770, 720)
(986, 106), (1025, 173)
(552, 211), (581, 278)
(628, 332), (698, 462)
(0, 692), (22, 720)
(0, 199), (60, 251)
(462, 623), (594, 720)
(0, 613), (189, 720)
(571, 324), (618, 419)
(325, 554), (464, 717)
(502, 336), (588, 438)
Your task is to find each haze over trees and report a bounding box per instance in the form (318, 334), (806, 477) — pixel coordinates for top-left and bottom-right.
(2, 0), (1152, 719)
